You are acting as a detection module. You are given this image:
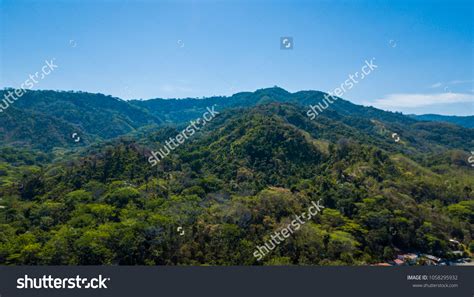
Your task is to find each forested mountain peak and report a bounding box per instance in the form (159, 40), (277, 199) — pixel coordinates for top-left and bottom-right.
(0, 89), (473, 265)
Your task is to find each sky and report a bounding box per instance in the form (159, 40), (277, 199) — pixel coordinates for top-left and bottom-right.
(0, 0), (473, 115)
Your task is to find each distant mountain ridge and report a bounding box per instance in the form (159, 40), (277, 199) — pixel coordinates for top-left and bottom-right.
(130, 87), (416, 125)
(410, 114), (474, 128)
(0, 87), (472, 151)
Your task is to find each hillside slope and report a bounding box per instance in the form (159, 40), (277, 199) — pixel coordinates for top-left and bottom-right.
(0, 103), (472, 265)
(0, 89), (162, 150)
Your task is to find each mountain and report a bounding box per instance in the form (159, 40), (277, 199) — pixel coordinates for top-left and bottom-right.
(130, 87), (415, 125)
(0, 94), (472, 266)
(0, 89), (162, 150)
(2, 87), (471, 153)
(410, 114), (474, 128)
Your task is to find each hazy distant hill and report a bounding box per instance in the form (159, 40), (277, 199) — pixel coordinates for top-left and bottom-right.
(411, 114), (474, 128)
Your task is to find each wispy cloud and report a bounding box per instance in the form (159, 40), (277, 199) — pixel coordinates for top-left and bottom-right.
(428, 79), (474, 89)
(429, 82), (442, 88)
(369, 92), (474, 108)
(448, 79), (474, 85)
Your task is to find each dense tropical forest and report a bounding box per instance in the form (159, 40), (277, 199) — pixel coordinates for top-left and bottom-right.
(0, 87), (472, 265)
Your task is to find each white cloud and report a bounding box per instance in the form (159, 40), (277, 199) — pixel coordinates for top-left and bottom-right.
(448, 79), (474, 85)
(428, 80), (473, 89)
(429, 82), (442, 88)
(369, 92), (474, 108)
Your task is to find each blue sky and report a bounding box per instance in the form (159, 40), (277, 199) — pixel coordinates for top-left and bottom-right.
(1, 0), (473, 115)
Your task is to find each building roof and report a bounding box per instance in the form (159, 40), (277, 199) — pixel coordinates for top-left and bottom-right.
(373, 263), (392, 266)
(393, 259), (405, 265)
